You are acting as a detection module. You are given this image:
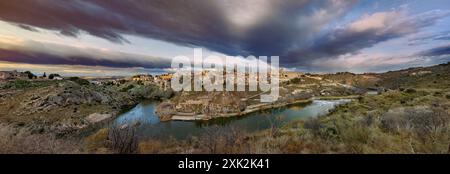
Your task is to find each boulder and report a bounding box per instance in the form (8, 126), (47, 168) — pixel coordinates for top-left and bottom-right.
(86, 113), (113, 124)
(155, 102), (176, 121)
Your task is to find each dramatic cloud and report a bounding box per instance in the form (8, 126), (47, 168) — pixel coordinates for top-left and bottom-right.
(0, 0), (357, 58)
(0, 0), (449, 73)
(408, 31), (450, 46)
(0, 38), (171, 69)
(0, 61), (166, 77)
(305, 44), (450, 73)
(285, 9), (450, 66)
(418, 45), (450, 57)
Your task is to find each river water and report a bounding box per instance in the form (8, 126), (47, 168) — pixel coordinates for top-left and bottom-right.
(113, 99), (351, 140)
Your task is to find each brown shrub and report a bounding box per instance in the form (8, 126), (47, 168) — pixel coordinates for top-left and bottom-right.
(108, 125), (139, 154)
(381, 106), (449, 138)
(303, 117), (322, 136)
(84, 128), (109, 153)
(0, 124), (81, 154)
(196, 125), (250, 154)
(138, 140), (162, 154)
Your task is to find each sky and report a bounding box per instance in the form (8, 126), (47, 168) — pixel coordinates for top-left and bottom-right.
(0, 0), (449, 76)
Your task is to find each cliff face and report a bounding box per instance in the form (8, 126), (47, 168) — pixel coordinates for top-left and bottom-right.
(155, 91), (247, 120)
(205, 92), (247, 115)
(155, 102), (176, 121)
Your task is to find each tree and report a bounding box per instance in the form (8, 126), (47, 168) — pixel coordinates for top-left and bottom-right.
(109, 126), (138, 154)
(68, 77), (90, 85)
(48, 74), (61, 80)
(24, 71), (36, 79)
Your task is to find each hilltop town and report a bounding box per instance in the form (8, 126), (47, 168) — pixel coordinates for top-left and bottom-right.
(155, 68), (367, 121)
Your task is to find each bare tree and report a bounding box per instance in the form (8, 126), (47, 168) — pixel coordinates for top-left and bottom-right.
(200, 125), (221, 153)
(264, 109), (284, 138)
(108, 125), (139, 154)
(198, 125), (250, 154)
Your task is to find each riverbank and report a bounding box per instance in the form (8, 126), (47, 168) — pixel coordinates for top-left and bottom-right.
(162, 94), (361, 121)
(107, 98), (351, 142)
(169, 99), (313, 121)
(312, 95), (361, 100)
(127, 88), (449, 154)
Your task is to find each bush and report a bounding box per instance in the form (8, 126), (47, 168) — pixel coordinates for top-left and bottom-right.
(24, 71), (36, 79)
(381, 106), (449, 140)
(405, 106), (448, 140)
(339, 124), (371, 153)
(68, 77), (90, 86)
(289, 78), (302, 84)
(84, 128), (109, 153)
(405, 88), (416, 93)
(138, 140), (162, 154)
(85, 126), (141, 154)
(0, 124), (80, 154)
(196, 126), (249, 154)
(120, 84), (134, 92)
(303, 118), (322, 136)
(128, 84), (173, 99)
(48, 74), (61, 79)
(381, 108), (409, 133)
(108, 126), (139, 154)
(4, 80), (32, 89)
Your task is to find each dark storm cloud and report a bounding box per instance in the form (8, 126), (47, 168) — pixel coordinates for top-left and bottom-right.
(0, 0), (357, 59)
(236, 0), (358, 56)
(16, 24), (39, 32)
(0, 36), (173, 69)
(0, 48), (171, 69)
(0, 0), (448, 69)
(418, 45), (450, 57)
(284, 10), (450, 67)
(0, 0), (235, 51)
(408, 31), (450, 46)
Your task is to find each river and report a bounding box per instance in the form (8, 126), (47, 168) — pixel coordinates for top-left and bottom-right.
(113, 99), (351, 140)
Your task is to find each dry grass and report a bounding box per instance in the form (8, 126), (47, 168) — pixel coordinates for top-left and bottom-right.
(84, 126), (139, 154)
(0, 124), (81, 154)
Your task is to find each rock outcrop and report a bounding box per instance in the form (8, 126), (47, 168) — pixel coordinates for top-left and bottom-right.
(155, 102), (176, 121)
(86, 113), (113, 124)
(156, 92), (247, 120)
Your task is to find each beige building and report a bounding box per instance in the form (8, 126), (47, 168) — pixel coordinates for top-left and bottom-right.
(132, 74), (153, 82)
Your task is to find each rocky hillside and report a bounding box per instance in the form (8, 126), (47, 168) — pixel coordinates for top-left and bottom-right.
(156, 91), (247, 120)
(376, 62), (450, 90)
(319, 62), (450, 90)
(0, 77), (171, 135)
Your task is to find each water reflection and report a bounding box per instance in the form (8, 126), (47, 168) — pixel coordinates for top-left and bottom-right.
(113, 99), (351, 140)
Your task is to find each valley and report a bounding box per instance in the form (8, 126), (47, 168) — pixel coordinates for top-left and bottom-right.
(0, 62), (448, 153)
